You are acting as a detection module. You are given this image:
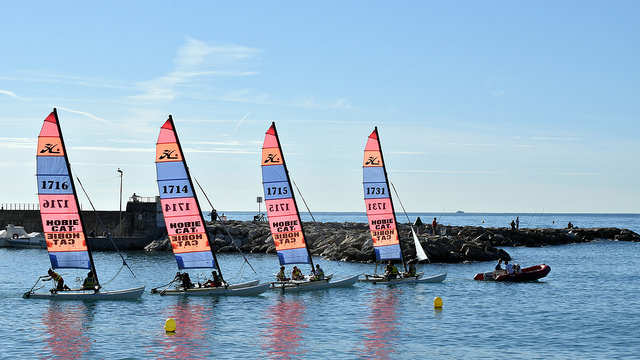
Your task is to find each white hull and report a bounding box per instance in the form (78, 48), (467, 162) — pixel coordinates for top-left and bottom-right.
(24, 286), (145, 300)
(152, 279), (269, 296)
(359, 272), (447, 284)
(271, 274), (360, 293)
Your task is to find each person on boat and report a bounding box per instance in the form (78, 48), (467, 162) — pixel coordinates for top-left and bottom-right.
(46, 269), (70, 291)
(291, 266), (304, 280)
(312, 264), (325, 281)
(403, 261), (417, 278)
(493, 259), (506, 277)
(82, 270), (98, 291)
(504, 260), (514, 275)
(175, 271), (194, 289)
(276, 266), (290, 281)
(432, 218), (438, 235)
(384, 261), (399, 280)
(203, 270), (223, 287)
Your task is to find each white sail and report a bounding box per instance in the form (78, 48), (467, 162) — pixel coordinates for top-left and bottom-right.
(412, 227), (429, 262)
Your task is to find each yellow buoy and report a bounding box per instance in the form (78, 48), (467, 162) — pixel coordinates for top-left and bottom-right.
(165, 318), (176, 333)
(433, 296), (443, 308)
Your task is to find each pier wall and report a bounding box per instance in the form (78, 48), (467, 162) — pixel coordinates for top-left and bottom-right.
(0, 200), (164, 242)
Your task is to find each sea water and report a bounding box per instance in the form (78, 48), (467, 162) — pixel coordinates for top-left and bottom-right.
(1, 213), (639, 359)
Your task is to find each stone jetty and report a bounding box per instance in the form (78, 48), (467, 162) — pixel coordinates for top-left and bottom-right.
(145, 220), (640, 263)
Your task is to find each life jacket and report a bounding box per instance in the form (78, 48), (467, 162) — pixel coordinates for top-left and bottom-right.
(407, 265), (416, 276)
(83, 277), (95, 289)
(390, 266), (399, 275)
(316, 268), (325, 279)
(51, 272), (62, 282)
(292, 268), (302, 278)
(276, 270), (286, 281)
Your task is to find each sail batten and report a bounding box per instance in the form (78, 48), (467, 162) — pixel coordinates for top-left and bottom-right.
(261, 122), (312, 266)
(37, 109), (94, 271)
(363, 127), (403, 262)
(156, 116), (217, 271)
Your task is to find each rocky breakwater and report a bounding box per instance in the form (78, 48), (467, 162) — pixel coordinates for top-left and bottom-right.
(145, 220), (640, 263)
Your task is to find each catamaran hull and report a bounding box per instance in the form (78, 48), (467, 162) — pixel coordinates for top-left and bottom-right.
(359, 272), (447, 284)
(24, 286), (145, 300)
(152, 280), (269, 296)
(271, 274), (360, 293)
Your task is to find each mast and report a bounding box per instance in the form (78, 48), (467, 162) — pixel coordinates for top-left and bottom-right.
(50, 108), (100, 286)
(268, 122), (315, 271)
(372, 127), (407, 272)
(165, 115), (224, 280)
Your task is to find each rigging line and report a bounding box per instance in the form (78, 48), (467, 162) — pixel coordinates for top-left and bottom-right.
(390, 181), (430, 263)
(74, 175), (137, 279)
(193, 177), (257, 275)
(291, 179), (340, 266)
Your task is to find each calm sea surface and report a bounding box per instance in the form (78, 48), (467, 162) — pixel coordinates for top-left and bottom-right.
(1, 213), (639, 359)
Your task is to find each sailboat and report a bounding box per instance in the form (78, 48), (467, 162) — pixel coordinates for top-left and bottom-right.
(24, 109), (145, 299)
(261, 122), (359, 292)
(150, 116), (269, 296)
(359, 127), (447, 284)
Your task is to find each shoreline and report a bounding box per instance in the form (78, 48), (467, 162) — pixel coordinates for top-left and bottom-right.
(145, 220), (640, 264)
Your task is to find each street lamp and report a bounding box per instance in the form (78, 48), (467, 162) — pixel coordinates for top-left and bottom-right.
(117, 168), (123, 237)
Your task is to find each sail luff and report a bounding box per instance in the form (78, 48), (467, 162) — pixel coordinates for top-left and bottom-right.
(37, 108), (97, 281)
(156, 116), (221, 275)
(261, 122), (314, 267)
(363, 126), (406, 270)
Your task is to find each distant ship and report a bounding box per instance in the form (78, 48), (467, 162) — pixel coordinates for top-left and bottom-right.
(456, 210), (465, 214)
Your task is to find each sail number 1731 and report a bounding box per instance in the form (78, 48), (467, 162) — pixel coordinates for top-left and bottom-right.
(367, 202), (387, 211)
(365, 187), (386, 195)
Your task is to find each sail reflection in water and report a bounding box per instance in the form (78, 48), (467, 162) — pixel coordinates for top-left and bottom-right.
(359, 288), (401, 359)
(41, 302), (95, 359)
(261, 296), (308, 359)
(154, 298), (217, 358)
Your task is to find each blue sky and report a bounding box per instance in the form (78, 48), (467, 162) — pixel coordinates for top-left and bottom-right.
(1, 1), (639, 214)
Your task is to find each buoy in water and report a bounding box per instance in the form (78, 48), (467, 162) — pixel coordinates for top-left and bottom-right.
(165, 318), (176, 333)
(433, 296), (443, 308)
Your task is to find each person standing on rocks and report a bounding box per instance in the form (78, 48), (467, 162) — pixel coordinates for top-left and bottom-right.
(432, 217), (438, 235)
(515, 216), (519, 230)
(510, 220), (516, 230)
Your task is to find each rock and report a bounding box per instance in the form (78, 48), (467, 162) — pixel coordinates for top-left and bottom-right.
(144, 220), (640, 264)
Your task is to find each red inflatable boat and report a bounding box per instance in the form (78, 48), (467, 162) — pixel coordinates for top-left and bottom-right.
(474, 264), (551, 282)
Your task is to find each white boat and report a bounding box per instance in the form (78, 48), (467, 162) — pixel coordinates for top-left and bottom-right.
(25, 285), (145, 300)
(1, 224), (46, 249)
(151, 116), (268, 297)
(153, 280), (271, 296)
(271, 274), (361, 293)
(360, 127), (447, 284)
(261, 122), (358, 292)
(24, 108), (144, 300)
(359, 272), (448, 284)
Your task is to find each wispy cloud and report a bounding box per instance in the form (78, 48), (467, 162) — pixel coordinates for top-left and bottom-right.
(132, 38), (261, 102)
(435, 142), (533, 148)
(56, 106), (112, 124)
(0, 137), (35, 149)
(392, 169), (504, 174)
(73, 146), (154, 153)
(0, 89), (23, 100)
(531, 136), (581, 142)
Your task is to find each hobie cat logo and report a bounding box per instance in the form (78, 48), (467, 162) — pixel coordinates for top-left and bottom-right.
(159, 149), (179, 160)
(40, 143), (60, 154)
(264, 153), (281, 164)
(365, 156), (380, 166)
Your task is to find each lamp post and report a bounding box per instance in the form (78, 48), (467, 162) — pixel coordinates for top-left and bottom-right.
(117, 168), (123, 237)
